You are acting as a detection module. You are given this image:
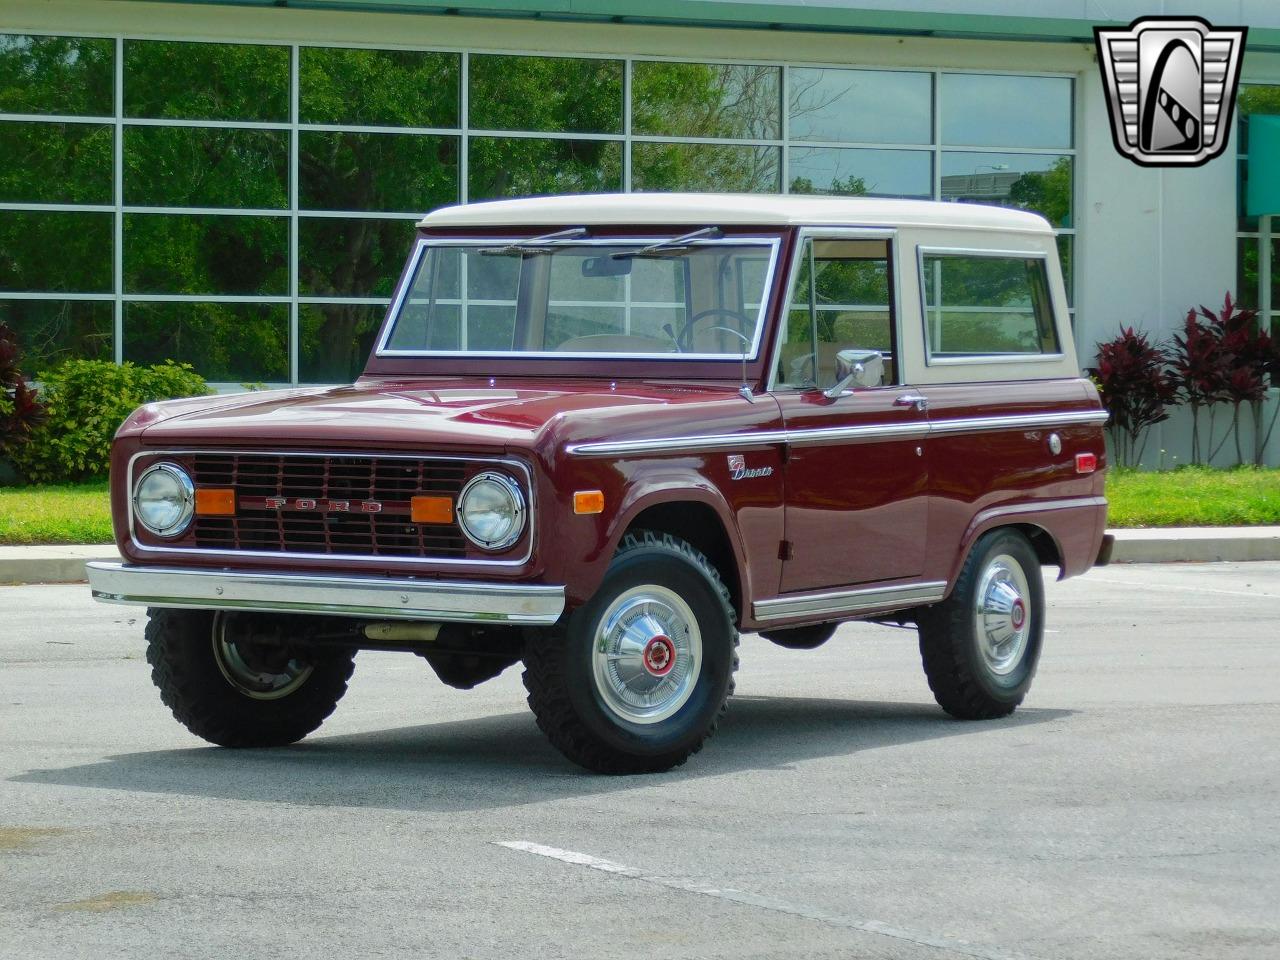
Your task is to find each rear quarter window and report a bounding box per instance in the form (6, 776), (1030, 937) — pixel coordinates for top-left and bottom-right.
(919, 251), (1059, 362)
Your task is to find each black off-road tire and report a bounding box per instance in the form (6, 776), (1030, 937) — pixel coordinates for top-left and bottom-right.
(523, 530), (739, 774)
(917, 528), (1044, 720)
(145, 608), (356, 747)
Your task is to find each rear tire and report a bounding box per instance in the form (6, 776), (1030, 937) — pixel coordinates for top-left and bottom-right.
(917, 529), (1044, 719)
(523, 530), (738, 774)
(146, 608), (356, 747)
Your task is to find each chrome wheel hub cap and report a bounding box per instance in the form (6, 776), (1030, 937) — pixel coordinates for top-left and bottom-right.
(974, 554), (1032, 676)
(212, 613), (314, 700)
(592, 585), (702, 725)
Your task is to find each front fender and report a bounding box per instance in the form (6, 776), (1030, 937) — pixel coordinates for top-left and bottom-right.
(552, 456), (770, 609)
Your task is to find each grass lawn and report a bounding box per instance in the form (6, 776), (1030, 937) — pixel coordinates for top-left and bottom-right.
(0, 481), (112, 545)
(0, 468), (1278, 544)
(1106, 466), (1280, 528)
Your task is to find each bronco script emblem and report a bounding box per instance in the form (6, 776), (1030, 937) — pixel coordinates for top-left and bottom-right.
(727, 454), (773, 481)
(1095, 16), (1246, 168)
(263, 496), (383, 513)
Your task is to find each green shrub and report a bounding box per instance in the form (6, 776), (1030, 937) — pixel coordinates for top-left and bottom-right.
(12, 359), (210, 483)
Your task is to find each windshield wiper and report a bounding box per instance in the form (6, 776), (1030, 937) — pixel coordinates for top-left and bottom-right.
(479, 227), (589, 257)
(610, 226), (723, 260)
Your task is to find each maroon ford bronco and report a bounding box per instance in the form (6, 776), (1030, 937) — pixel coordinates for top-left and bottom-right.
(89, 193), (1110, 773)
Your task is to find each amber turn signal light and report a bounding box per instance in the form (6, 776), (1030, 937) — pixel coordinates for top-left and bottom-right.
(411, 495), (453, 524)
(194, 488), (236, 516)
(573, 490), (605, 515)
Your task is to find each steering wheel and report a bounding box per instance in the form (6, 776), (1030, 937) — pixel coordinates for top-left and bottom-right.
(680, 307), (753, 352)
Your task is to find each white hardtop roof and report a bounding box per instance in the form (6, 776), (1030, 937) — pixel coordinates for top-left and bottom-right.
(418, 193), (1051, 234)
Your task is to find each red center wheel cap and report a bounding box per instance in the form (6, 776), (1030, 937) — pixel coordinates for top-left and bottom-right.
(1010, 599), (1026, 631)
(643, 635), (676, 677)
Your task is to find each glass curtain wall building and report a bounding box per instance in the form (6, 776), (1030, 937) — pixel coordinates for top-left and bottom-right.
(1, 33), (1074, 386)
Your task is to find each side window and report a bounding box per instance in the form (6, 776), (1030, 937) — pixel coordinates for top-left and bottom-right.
(776, 238), (896, 390)
(920, 252), (1060, 360)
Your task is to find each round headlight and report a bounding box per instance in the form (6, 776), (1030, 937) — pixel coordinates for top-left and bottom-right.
(457, 472), (525, 551)
(133, 462), (194, 538)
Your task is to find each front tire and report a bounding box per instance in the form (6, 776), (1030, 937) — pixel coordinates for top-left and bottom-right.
(523, 530), (738, 774)
(917, 528), (1044, 719)
(145, 608), (356, 747)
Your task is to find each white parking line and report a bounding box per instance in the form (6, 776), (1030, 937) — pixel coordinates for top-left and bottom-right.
(495, 840), (1038, 960)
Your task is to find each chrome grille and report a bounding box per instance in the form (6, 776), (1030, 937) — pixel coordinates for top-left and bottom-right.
(189, 453), (468, 558)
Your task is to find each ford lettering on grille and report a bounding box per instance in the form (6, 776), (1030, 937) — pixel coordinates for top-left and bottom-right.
(254, 496), (387, 514)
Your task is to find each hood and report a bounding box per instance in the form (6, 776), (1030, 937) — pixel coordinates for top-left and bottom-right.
(127, 378), (758, 454)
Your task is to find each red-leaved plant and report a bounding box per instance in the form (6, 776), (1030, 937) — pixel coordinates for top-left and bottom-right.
(1168, 295), (1243, 463)
(0, 321), (46, 455)
(1168, 293), (1276, 464)
(1090, 326), (1177, 467)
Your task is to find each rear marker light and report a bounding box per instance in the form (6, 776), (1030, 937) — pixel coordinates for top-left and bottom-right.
(410, 495), (454, 524)
(194, 488), (236, 516)
(1075, 452), (1098, 474)
(573, 490), (605, 515)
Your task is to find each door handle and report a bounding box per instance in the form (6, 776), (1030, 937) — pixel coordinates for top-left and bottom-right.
(895, 393), (929, 412)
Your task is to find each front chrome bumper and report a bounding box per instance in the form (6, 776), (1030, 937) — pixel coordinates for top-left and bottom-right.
(86, 561), (565, 625)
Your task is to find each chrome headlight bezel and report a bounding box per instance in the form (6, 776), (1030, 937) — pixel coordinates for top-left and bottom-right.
(456, 471), (526, 551)
(132, 461), (195, 538)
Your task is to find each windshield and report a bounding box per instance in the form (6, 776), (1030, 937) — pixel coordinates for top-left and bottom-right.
(379, 238), (778, 359)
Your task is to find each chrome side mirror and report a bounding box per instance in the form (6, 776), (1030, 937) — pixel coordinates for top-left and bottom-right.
(823, 349), (884, 399)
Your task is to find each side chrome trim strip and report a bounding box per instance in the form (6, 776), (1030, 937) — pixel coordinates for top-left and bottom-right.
(927, 409), (1109, 435)
(753, 580), (947, 623)
(126, 449), (535, 568)
(566, 409), (1108, 457)
(87, 562), (566, 625)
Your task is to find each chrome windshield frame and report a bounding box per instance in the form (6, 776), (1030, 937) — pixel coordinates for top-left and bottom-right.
(374, 235), (782, 362)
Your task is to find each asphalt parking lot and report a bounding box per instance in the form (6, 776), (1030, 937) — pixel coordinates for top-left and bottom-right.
(2, 562), (1277, 960)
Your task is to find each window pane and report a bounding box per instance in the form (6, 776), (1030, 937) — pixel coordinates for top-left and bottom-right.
(0, 210), (111, 293)
(941, 152), (1073, 227)
(124, 214), (287, 295)
(788, 68), (931, 144)
(1237, 237), (1257, 309)
(1057, 234), (1074, 308)
(470, 55), (622, 134)
(300, 303), (384, 383)
(0, 121), (112, 203)
(632, 61), (780, 139)
(632, 142), (779, 193)
(0, 299), (112, 372)
(298, 217), (416, 298)
(124, 302), (288, 382)
(125, 127), (288, 208)
(941, 74), (1072, 148)
(780, 238), (894, 388)
(468, 137), (621, 201)
(124, 40), (288, 121)
(1238, 84), (1280, 155)
(1249, 238), (1280, 312)
(921, 253), (1059, 358)
(789, 147), (931, 198)
(300, 47), (459, 128)
(1239, 158), (1257, 233)
(0, 34), (113, 116)
(300, 132), (458, 212)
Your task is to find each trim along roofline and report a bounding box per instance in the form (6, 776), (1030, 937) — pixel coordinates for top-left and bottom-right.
(109, 2), (1280, 50)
